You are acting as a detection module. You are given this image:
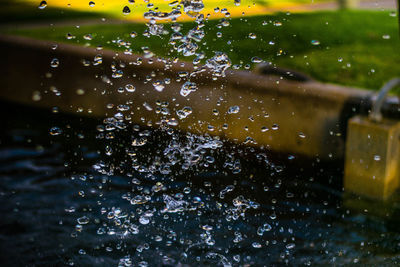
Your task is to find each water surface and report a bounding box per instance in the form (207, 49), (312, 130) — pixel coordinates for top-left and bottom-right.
(0, 102), (399, 266)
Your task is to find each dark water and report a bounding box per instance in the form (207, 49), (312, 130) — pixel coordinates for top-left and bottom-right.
(0, 102), (399, 266)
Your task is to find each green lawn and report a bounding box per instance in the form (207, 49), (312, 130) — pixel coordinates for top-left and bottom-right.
(2, 10), (400, 92)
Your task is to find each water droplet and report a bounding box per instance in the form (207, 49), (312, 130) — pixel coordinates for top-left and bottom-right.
(205, 52), (231, 78)
(76, 89), (85, 95)
(125, 84), (136, 93)
(32, 91), (41, 101)
(311, 40), (320, 46)
(83, 33), (93, 40)
(50, 58), (59, 68)
(298, 132), (306, 138)
(162, 195), (188, 213)
(123, 6), (131, 15)
(374, 155), (381, 161)
(181, 0), (204, 16)
(167, 118), (179, 126)
(49, 127), (63, 136)
(153, 80), (165, 92)
(177, 106), (192, 119)
(248, 33), (257, 39)
(77, 216), (89, 225)
(286, 192), (294, 198)
(180, 81), (197, 97)
(251, 56), (263, 63)
(130, 31), (137, 38)
(263, 223), (272, 231)
(66, 33), (75, 40)
(169, 0), (179, 7)
(286, 243), (295, 249)
(227, 105), (240, 114)
(139, 216), (150, 225)
(88, 1), (95, 7)
(38, 1), (47, 9)
(93, 54), (102, 65)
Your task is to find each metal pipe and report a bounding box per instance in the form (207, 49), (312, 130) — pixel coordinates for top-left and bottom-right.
(369, 78), (400, 122)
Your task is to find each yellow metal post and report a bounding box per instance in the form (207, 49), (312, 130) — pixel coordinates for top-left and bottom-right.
(344, 116), (400, 200)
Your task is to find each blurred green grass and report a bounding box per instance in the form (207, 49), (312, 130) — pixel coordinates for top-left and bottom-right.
(2, 10), (400, 92)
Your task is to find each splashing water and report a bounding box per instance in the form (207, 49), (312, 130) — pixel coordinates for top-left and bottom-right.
(180, 81), (198, 97)
(32, 1), (354, 266)
(68, 2), (284, 264)
(205, 52), (232, 78)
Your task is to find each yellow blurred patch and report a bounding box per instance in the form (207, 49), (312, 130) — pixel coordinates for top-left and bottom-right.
(22, 0), (316, 21)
